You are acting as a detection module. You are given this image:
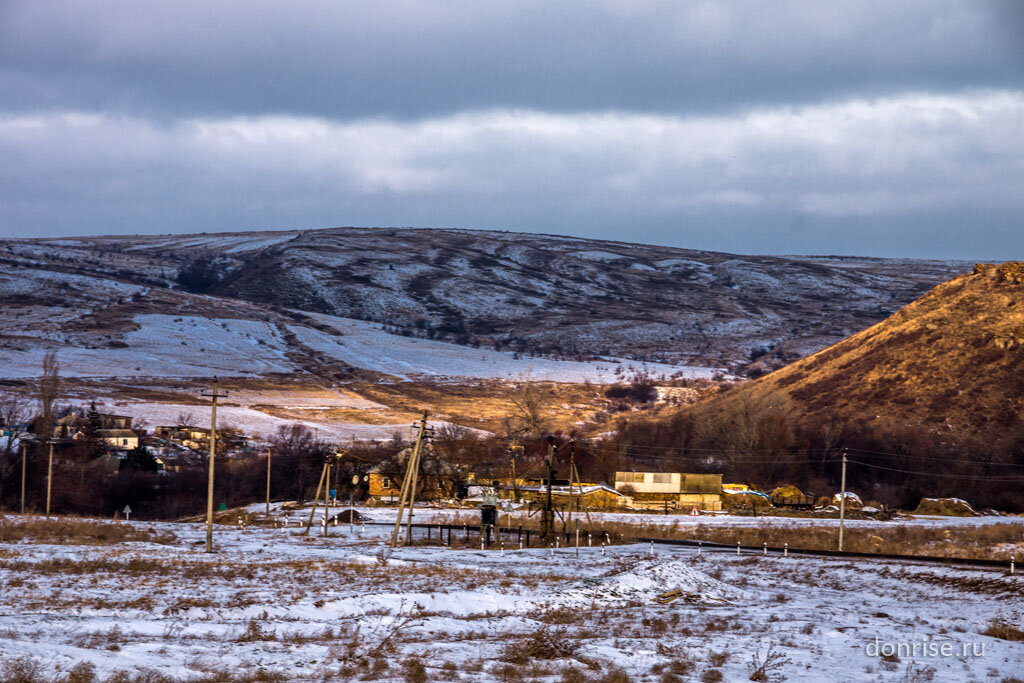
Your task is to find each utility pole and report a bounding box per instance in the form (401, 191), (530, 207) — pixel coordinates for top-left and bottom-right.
(390, 412), (430, 548)
(509, 442), (522, 502)
(265, 446), (272, 517)
(203, 377), (228, 554)
(20, 442), (27, 514)
(45, 442), (54, 519)
(567, 439), (575, 528)
(541, 435), (555, 541)
(304, 456), (330, 535)
(838, 449), (848, 551)
(569, 448), (592, 529)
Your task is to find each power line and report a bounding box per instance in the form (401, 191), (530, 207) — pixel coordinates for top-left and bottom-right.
(846, 459), (1024, 482)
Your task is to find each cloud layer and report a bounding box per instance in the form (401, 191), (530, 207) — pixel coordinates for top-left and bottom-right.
(1, 1), (1022, 256)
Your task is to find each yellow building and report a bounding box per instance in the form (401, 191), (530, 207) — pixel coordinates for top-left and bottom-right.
(614, 471), (723, 511)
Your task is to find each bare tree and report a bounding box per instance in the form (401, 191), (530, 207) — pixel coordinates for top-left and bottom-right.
(508, 378), (548, 437)
(0, 395), (31, 504)
(692, 391), (797, 483)
(35, 351), (60, 439)
(175, 409), (196, 427)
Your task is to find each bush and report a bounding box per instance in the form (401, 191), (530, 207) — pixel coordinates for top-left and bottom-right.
(402, 657), (428, 683)
(982, 621), (1024, 642)
(501, 626), (579, 663)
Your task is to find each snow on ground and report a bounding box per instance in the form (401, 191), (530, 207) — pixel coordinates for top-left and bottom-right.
(1, 512), (1021, 682)
(0, 311), (720, 382)
(369, 506), (1024, 530)
(292, 314), (715, 382)
(106, 402), (478, 441)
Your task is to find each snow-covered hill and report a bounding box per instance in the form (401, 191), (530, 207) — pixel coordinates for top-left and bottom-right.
(1, 227), (969, 375)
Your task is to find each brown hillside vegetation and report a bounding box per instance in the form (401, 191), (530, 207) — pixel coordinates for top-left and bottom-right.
(747, 261), (1024, 438)
(611, 263), (1024, 510)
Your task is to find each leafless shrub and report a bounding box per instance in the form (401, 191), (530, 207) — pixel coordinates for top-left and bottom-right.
(104, 669), (176, 683)
(501, 625), (579, 663)
(748, 643), (791, 682)
(61, 662), (98, 683)
(401, 657), (427, 683)
(901, 662), (936, 683)
(235, 618), (277, 642)
(982, 620), (1024, 641)
(561, 667), (587, 683)
(598, 669), (631, 683)
(708, 651), (729, 667)
(2, 656), (45, 683)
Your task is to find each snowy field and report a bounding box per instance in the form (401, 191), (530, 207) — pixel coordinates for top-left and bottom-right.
(0, 312), (719, 383)
(107, 401), (483, 442)
(405, 507), (1024, 530)
(1, 512), (1022, 682)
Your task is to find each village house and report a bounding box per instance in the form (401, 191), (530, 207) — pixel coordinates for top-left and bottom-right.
(154, 425), (211, 450)
(98, 428), (140, 450)
(501, 483), (632, 510)
(367, 448), (461, 502)
(614, 471), (723, 511)
(51, 411), (141, 451)
(53, 411), (135, 438)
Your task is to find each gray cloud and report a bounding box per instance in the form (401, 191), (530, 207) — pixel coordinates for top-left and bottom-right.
(0, 1), (1019, 119)
(0, 1), (1022, 257)
(2, 92), (1022, 258)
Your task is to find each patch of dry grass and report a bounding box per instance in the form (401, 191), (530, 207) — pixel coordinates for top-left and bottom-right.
(982, 621), (1024, 642)
(0, 517), (176, 546)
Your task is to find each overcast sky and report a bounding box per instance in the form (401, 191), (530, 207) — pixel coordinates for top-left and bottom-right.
(1, 1), (1022, 258)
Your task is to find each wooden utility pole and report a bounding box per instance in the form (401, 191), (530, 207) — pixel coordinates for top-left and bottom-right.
(569, 454), (592, 528)
(541, 435), (555, 541)
(838, 449), (848, 551)
(304, 457), (330, 535)
(509, 442), (523, 502)
(20, 442), (27, 514)
(45, 442), (54, 519)
(567, 439), (576, 527)
(265, 446), (272, 517)
(203, 377), (228, 553)
(390, 412), (429, 548)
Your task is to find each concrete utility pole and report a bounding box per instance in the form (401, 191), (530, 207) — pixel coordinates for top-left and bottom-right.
(20, 442), (27, 514)
(838, 449), (848, 551)
(45, 442), (54, 519)
(203, 377), (228, 553)
(265, 446), (272, 517)
(541, 435), (555, 541)
(390, 412), (430, 548)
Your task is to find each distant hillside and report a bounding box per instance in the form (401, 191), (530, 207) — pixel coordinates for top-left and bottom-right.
(609, 263), (1024, 509)
(724, 261), (1024, 440)
(1, 227), (968, 372)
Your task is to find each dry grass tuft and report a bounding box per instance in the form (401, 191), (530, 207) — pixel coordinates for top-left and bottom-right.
(0, 516), (176, 546)
(982, 620), (1024, 642)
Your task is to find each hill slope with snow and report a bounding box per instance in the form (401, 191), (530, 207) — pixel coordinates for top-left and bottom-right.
(2, 227), (969, 374)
